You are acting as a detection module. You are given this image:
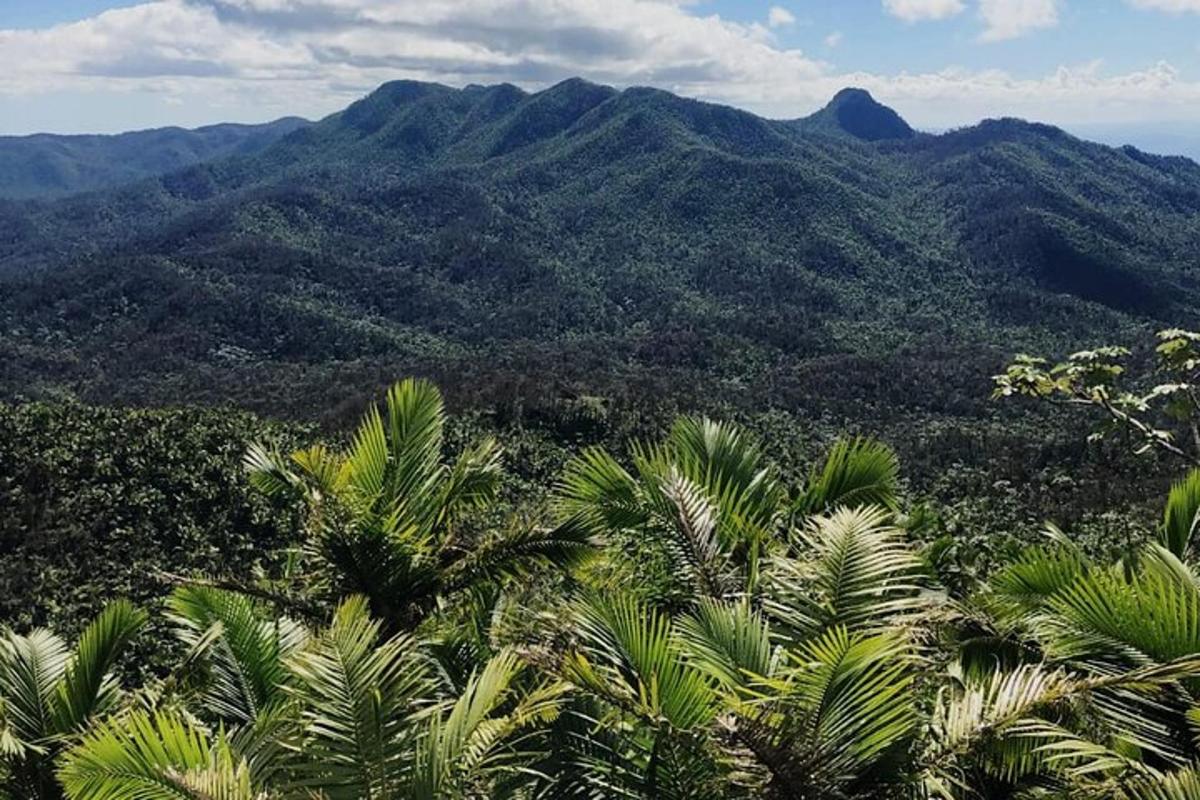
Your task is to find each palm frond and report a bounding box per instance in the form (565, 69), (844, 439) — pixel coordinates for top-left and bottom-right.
(282, 595), (433, 798)
(242, 444), (299, 499)
(51, 600), (147, 735)
(56, 709), (258, 800)
(665, 417), (783, 544)
(555, 447), (647, 540)
(745, 626), (916, 791)
(166, 587), (305, 726)
(411, 651), (565, 797)
(1124, 767), (1200, 800)
(658, 469), (738, 599)
(0, 629), (69, 746)
(437, 437), (504, 526)
(1036, 559), (1200, 668)
(989, 545), (1090, 618)
(566, 594), (719, 731)
(1162, 469), (1200, 559)
(676, 600), (776, 691)
(381, 378), (446, 525)
(766, 506), (924, 638)
(796, 437), (899, 516)
(441, 515), (598, 596)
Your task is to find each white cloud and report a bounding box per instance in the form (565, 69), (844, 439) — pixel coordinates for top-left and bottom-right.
(978, 0), (1060, 41)
(1127, 0), (1200, 10)
(825, 31), (844, 47)
(767, 6), (796, 28)
(0, 0), (1199, 134)
(882, 0), (966, 22)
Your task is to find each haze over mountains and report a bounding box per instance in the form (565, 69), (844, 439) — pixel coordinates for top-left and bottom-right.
(0, 118), (309, 200)
(1, 78), (1197, 420)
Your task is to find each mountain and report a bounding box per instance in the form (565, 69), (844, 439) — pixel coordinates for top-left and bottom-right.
(799, 87), (917, 141)
(0, 117), (310, 199)
(1, 78), (1198, 427)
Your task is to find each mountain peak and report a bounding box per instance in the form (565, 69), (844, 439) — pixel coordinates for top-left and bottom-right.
(805, 87), (915, 142)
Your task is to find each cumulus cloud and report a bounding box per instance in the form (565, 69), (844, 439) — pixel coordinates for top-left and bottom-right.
(0, 0), (1198, 132)
(767, 6), (796, 28)
(882, 0), (966, 22)
(977, 0), (1060, 41)
(825, 31), (844, 48)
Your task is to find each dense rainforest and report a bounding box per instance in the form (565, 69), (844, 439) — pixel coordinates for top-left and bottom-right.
(3, 78), (1200, 797)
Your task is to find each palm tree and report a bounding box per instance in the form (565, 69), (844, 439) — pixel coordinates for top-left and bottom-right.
(544, 510), (923, 799)
(555, 417), (900, 604)
(0, 601), (146, 799)
(913, 481), (1200, 798)
(546, 419), (921, 798)
(245, 378), (594, 632)
(58, 595), (566, 800)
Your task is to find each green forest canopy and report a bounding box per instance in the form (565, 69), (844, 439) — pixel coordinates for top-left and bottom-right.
(4, 361), (1200, 798)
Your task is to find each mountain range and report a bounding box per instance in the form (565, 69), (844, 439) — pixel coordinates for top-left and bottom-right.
(1, 78), (1198, 425)
(0, 118), (309, 200)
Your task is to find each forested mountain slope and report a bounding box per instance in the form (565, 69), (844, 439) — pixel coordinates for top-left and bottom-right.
(1, 78), (1198, 423)
(0, 117), (309, 200)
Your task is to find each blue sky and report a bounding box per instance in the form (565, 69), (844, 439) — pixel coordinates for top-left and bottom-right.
(2, 0), (1200, 154)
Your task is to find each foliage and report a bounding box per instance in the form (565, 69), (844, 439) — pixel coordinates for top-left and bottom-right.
(243, 378), (595, 632)
(995, 329), (1200, 466)
(3, 376), (1200, 797)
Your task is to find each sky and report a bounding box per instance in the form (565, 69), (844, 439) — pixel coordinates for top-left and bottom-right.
(2, 0), (1200, 155)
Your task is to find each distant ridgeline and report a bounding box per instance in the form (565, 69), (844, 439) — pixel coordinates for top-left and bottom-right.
(0, 78), (1198, 426)
(0, 118), (309, 200)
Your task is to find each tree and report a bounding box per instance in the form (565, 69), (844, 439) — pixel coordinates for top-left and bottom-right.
(244, 378), (594, 632)
(994, 329), (1200, 466)
(555, 416), (900, 604)
(0, 601), (146, 799)
(57, 595), (565, 800)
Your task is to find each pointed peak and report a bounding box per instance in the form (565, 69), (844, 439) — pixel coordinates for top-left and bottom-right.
(830, 87), (878, 105)
(807, 87), (915, 142)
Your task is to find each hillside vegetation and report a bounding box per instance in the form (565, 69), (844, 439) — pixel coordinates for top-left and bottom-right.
(4, 81), (1200, 796)
(2, 79), (1198, 423)
(2, 378), (1200, 799)
(0, 117), (309, 200)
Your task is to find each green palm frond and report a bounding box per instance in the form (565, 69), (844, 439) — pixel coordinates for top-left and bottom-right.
(664, 417), (784, 544)
(57, 709), (263, 800)
(441, 515), (598, 596)
(1037, 557), (1200, 668)
(989, 545), (1091, 618)
(0, 629), (69, 747)
(242, 444), (300, 500)
(1009, 717), (1148, 782)
(1123, 767), (1200, 800)
(676, 600), (776, 691)
(742, 625), (916, 793)
(411, 651), (565, 798)
(287, 444), (346, 499)
(437, 437), (504, 525)
(566, 594), (719, 731)
(51, 600), (147, 736)
(658, 469), (738, 599)
(283, 595), (433, 799)
(343, 402), (389, 502)
(555, 447), (648, 540)
(921, 663), (1078, 792)
(381, 378), (446, 527)
(766, 506), (925, 639)
(166, 587), (305, 726)
(921, 658), (1200, 794)
(1162, 469), (1200, 560)
(796, 437), (899, 516)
